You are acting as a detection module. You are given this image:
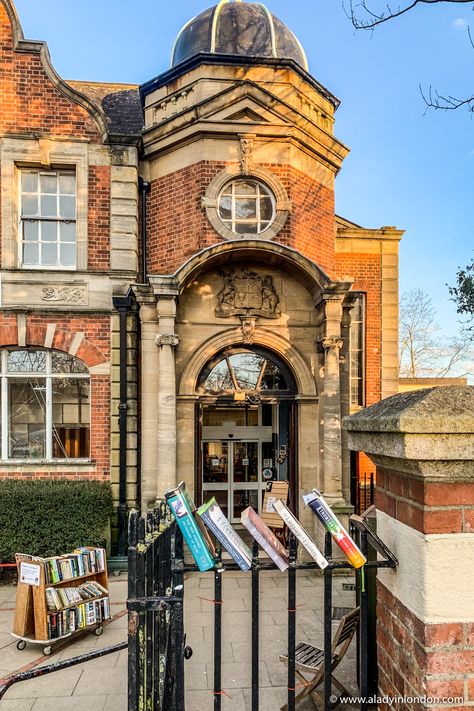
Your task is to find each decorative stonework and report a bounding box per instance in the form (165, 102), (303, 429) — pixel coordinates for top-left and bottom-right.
(319, 336), (344, 351)
(216, 269), (280, 319)
(41, 286), (87, 305)
(155, 334), (180, 348)
(239, 136), (254, 175)
(240, 317), (256, 345)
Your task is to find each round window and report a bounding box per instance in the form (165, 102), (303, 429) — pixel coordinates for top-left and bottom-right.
(217, 179), (276, 235)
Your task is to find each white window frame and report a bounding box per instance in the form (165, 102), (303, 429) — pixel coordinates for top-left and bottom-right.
(218, 179), (276, 235)
(18, 169), (77, 270)
(0, 138), (88, 271)
(0, 349), (91, 462)
(350, 295), (366, 409)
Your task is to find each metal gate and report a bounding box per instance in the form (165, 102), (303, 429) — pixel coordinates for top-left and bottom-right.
(127, 504), (397, 711)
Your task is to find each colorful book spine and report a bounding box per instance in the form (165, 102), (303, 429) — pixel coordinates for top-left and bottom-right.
(273, 500), (328, 569)
(303, 490), (367, 569)
(197, 498), (252, 572)
(166, 489), (216, 572)
(241, 507), (289, 572)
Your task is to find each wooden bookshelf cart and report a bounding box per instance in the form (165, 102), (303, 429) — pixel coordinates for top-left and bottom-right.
(12, 549), (110, 655)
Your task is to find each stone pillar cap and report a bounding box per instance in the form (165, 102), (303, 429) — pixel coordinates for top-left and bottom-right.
(344, 386), (474, 435)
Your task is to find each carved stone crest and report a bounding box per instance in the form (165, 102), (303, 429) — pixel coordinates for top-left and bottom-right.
(41, 286), (86, 304)
(216, 269), (280, 319)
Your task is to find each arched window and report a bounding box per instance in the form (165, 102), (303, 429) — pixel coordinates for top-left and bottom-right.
(0, 349), (90, 461)
(198, 348), (295, 397)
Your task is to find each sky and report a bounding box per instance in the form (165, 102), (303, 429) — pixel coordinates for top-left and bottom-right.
(12, 0), (474, 348)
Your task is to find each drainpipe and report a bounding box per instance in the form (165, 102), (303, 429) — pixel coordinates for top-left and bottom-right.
(138, 177), (151, 284)
(112, 292), (133, 559)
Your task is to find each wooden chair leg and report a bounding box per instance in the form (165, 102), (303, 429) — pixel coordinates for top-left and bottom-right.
(332, 675), (351, 698)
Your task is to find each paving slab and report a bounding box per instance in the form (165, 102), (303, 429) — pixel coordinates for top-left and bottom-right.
(0, 570), (359, 709)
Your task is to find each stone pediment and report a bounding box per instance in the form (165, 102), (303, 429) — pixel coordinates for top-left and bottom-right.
(142, 79), (349, 171)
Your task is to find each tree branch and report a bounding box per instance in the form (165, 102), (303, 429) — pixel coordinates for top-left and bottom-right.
(420, 84), (474, 112)
(345, 0), (474, 30)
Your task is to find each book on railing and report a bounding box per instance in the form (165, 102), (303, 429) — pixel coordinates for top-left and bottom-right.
(165, 485), (216, 572)
(241, 507), (289, 572)
(197, 498), (252, 572)
(303, 490), (367, 569)
(174, 481), (218, 559)
(272, 500), (328, 569)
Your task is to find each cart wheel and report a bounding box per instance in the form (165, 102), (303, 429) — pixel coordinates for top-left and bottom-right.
(16, 640), (26, 651)
(43, 645), (52, 656)
(94, 626), (103, 637)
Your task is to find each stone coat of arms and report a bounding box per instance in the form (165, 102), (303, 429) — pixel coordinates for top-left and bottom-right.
(216, 269), (281, 319)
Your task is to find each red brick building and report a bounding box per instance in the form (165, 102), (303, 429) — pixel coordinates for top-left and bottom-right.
(0, 0), (402, 545)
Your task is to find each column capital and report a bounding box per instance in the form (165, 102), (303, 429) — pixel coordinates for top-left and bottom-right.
(155, 333), (179, 348)
(318, 336), (344, 352)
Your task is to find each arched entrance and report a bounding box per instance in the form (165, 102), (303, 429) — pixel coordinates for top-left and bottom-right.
(195, 346), (298, 522)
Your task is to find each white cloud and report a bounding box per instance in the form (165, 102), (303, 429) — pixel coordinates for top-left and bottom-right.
(453, 18), (468, 30)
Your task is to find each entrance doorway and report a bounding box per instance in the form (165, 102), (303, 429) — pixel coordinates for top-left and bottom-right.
(196, 347), (298, 519)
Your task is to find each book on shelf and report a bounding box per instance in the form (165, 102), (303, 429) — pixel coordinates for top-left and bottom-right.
(44, 547), (106, 585)
(303, 490), (367, 569)
(45, 581), (109, 611)
(165, 483), (216, 572)
(47, 597), (110, 640)
(241, 507), (289, 572)
(272, 500), (328, 569)
(197, 498), (252, 572)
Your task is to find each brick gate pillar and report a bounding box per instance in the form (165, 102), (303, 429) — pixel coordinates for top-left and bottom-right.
(345, 386), (474, 711)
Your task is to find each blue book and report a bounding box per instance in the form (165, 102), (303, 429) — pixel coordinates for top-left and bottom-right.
(197, 498), (252, 572)
(166, 489), (215, 572)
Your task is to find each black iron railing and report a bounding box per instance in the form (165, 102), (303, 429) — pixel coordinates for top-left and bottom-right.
(127, 504), (186, 711)
(355, 472), (375, 515)
(201, 533), (392, 711)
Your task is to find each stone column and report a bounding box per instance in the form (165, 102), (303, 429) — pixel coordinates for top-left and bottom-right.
(345, 386), (474, 711)
(155, 297), (179, 499)
(138, 300), (160, 511)
(319, 294), (346, 507)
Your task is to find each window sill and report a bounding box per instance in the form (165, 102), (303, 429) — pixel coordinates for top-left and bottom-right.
(0, 460), (96, 473)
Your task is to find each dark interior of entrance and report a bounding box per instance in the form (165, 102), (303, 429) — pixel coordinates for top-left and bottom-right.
(195, 348), (298, 522)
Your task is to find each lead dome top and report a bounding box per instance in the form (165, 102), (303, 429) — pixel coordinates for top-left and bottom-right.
(171, 0), (308, 70)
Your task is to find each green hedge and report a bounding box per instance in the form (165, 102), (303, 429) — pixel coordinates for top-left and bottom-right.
(0, 479), (113, 561)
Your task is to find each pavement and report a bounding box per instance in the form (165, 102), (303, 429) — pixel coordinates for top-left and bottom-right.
(0, 570), (358, 711)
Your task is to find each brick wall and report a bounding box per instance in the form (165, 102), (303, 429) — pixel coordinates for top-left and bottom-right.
(377, 583), (470, 711)
(376, 468), (474, 535)
(88, 166), (111, 271)
(0, 312), (110, 481)
(147, 161), (335, 274)
(335, 253), (382, 405)
(0, 4), (101, 141)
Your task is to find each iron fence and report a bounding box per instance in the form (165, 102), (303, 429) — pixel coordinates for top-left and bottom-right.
(128, 504), (397, 711)
(354, 472), (375, 515)
(127, 503), (186, 711)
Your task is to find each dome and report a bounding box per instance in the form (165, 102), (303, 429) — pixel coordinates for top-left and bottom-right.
(171, 0), (308, 71)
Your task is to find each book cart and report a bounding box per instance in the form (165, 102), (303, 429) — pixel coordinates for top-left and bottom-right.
(12, 548), (110, 656)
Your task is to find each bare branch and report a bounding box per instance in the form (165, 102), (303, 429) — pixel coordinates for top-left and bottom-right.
(345, 0), (474, 30)
(420, 84), (474, 112)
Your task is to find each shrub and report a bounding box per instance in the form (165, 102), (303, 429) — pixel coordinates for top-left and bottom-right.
(0, 479), (113, 561)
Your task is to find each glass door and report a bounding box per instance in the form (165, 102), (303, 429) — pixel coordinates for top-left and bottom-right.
(202, 441), (230, 518)
(202, 440), (265, 523)
(231, 441), (260, 523)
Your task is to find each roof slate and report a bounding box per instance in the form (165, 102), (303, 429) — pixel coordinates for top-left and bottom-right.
(67, 81), (144, 137)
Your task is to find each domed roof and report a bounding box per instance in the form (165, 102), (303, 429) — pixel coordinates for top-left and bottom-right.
(171, 0), (308, 71)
